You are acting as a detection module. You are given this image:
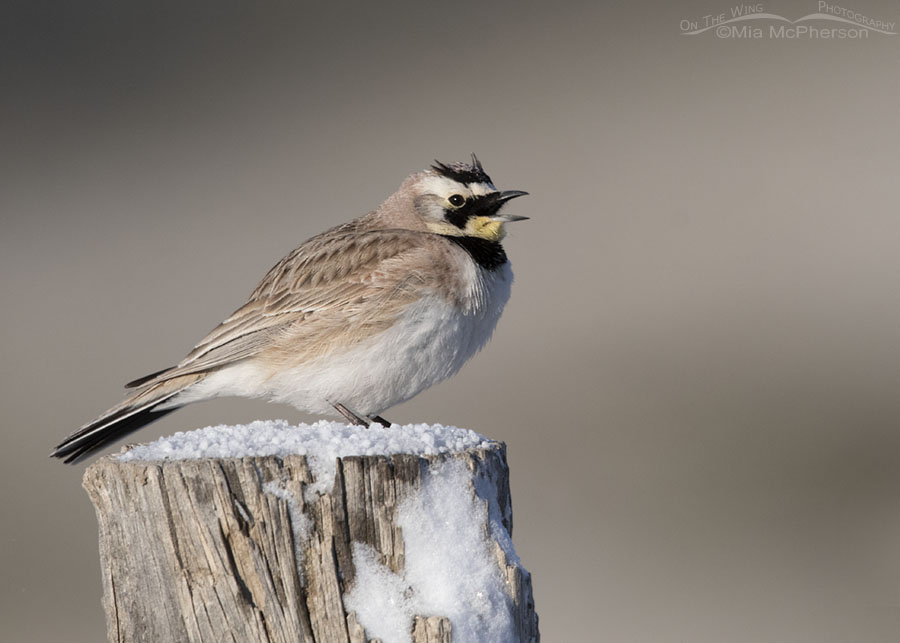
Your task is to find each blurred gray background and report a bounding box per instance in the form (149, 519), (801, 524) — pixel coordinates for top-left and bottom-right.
(4, 1), (900, 641)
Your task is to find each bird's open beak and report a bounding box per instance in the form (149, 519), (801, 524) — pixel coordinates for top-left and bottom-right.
(490, 190), (529, 221)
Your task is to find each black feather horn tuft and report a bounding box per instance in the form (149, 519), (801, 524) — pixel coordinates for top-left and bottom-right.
(430, 155), (493, 185)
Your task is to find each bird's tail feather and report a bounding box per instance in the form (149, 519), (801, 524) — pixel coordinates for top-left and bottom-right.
(51, 374), (202, 464)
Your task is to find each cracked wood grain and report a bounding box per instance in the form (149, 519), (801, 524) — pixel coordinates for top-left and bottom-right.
(83, 444), (538, 642)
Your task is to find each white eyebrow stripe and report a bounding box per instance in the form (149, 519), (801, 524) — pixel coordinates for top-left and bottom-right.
(468, 182), (496, 196)
(419, 175), (464, 197)
(419, 176), (497, 199)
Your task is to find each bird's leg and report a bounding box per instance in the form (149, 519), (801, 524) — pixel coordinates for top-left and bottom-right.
(368, 415), (390, 427)
(332, 402), (371, 427)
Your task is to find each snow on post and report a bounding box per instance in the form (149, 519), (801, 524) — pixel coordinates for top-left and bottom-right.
(82, 420), (539, 643)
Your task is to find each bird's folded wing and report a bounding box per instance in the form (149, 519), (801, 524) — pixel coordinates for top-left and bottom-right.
(134, 229), (440, 385)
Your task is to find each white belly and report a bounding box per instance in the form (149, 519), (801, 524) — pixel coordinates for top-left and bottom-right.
(174, 262), (513, 416)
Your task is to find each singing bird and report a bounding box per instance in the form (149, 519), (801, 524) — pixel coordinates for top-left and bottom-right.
(52, 155), (528, 463)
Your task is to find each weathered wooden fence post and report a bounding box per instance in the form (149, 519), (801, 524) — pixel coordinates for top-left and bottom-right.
(82, 426), (538, 643)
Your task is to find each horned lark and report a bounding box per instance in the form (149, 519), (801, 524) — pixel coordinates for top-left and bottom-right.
(52, 155), (528, 463)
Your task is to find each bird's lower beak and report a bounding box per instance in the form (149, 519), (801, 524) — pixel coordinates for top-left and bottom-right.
(490, 190), (529, 221)
(490, 213), (530, 222)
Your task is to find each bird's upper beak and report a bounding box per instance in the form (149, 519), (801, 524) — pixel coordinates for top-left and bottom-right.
(487, 190), (529, 222)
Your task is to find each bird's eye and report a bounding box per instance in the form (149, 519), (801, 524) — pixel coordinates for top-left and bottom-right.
(448, 194), (466, 207)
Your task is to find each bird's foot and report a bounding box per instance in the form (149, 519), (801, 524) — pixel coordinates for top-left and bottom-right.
(332, 402), (371, 427)
(331, 403), (391, 428)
